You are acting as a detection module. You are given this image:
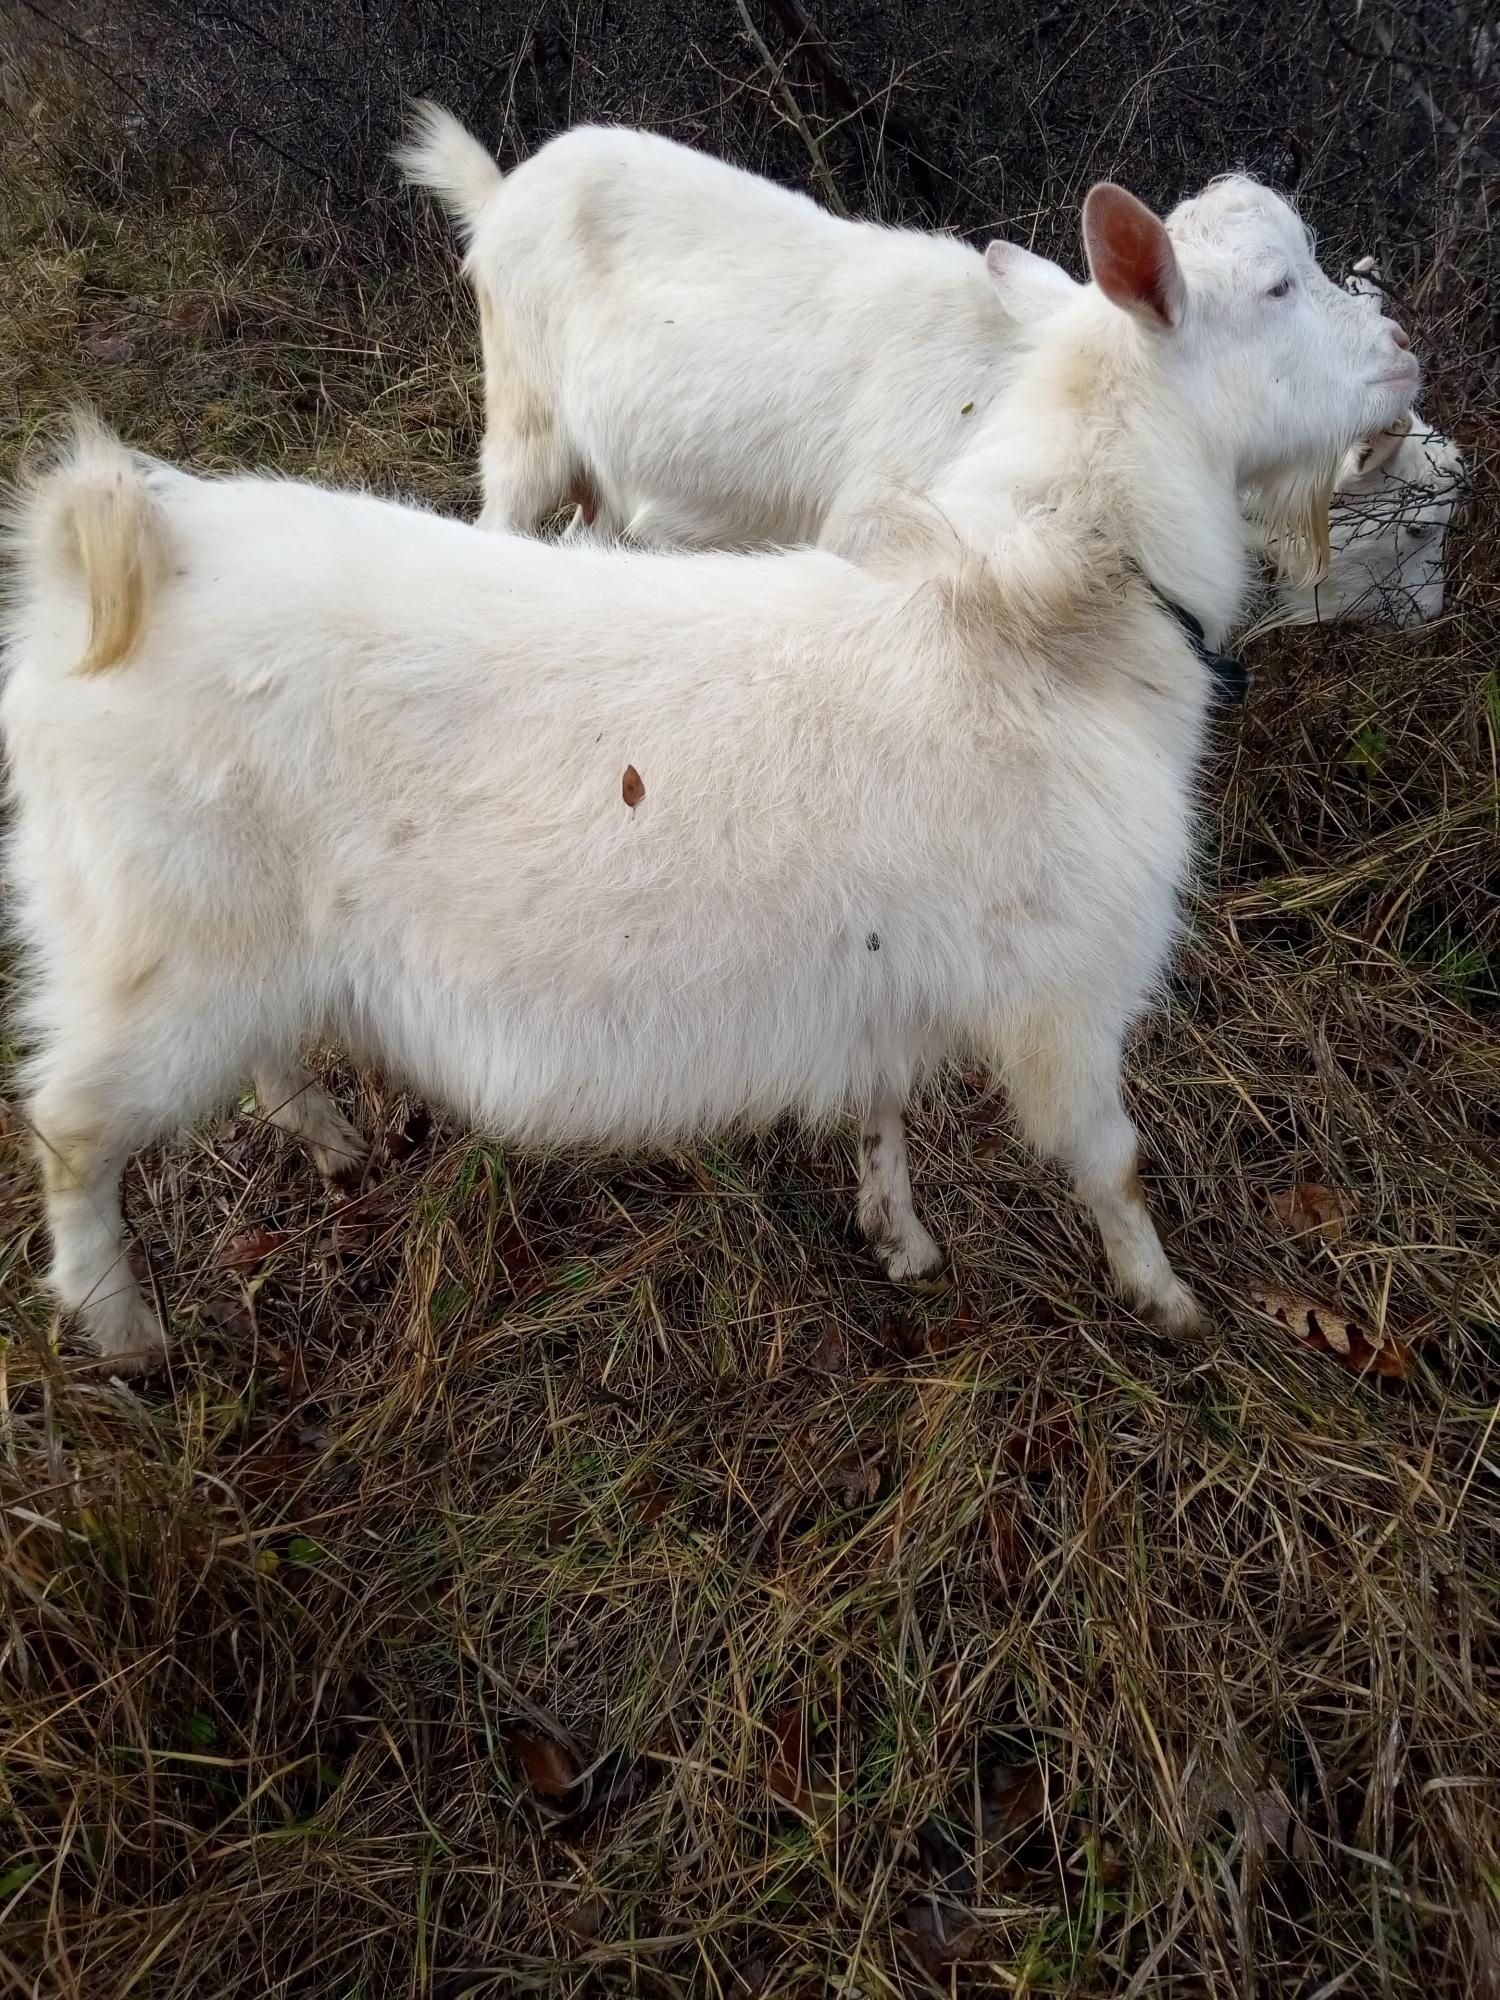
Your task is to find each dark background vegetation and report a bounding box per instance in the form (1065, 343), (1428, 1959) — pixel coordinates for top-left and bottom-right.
(0, 3), (1496, 1997)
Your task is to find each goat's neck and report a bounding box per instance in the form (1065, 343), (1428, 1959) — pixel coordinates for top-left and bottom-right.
(1114, 413), (1250, 647)
(936, 342), (1253, 650)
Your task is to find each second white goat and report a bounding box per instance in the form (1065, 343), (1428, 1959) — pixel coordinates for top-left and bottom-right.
(401, 109), (1459, 621)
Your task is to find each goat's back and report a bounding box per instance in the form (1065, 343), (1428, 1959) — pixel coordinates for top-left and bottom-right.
(4, 456), (1204, 1146)
(471, 125), (1010, 543)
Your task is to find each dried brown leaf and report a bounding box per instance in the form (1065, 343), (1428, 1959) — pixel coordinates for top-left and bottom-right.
(929, 1297), (980, 1354)
(564, 1894), (608, 1942)
(1004, 1396), (1077, 1476)
(1269, 1182), (1351, 1243)
(1249, 1283), (1411, 1381)
(628, 1476), (674, 1526)
(503, 1726), (579, 1801)
(899, 1901), (982, 1973)
(986, 1497), (1022, 1579)
(979, 1759), (1046, 1838)
(544, 1507), (580, 1549)
(839, 1448), (883, 1509)
(196, 1296), (255, 1339)
(272, 1340), (311, 1405)
(383, 1104), (432, 1161)
(496, 1223), (544, 1299)
(327, 1217), (373, 1257)
(219, 1228), (291, 1271)
(810, 1323), (845, 1371)
(877, 1311), (922, 1359)
(766, 1701), (811, 1814)
(233, 1447), (312, 1501)
(622, 763), (645, 808)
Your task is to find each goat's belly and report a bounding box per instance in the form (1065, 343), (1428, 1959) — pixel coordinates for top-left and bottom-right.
(342, 912), (952, 1160)
(343, 952), (935, 1150)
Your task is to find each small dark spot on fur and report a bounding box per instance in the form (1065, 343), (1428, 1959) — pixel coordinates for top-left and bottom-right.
(867, 932), (881, 951)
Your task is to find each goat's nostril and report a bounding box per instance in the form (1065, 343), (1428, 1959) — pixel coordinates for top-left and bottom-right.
(1391, 325), (1411, 350)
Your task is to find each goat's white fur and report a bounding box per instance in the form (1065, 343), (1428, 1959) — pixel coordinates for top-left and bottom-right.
(4, 176), (1417, 1365)
(401, 107), (1458, 620)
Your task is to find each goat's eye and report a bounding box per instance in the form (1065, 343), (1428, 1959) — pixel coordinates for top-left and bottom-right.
(1405, 523), (1434, 545)
(1266, 277), (1293, 299)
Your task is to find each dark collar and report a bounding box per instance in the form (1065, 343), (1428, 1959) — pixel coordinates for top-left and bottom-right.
(1143, 580), (1251, 706)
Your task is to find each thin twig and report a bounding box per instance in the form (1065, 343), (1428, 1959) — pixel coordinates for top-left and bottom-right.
(731, 0), (847, 214)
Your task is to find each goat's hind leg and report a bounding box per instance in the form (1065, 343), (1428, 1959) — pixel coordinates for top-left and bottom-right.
(857, 1089), (944, 1282)
(473, 290), (573, 534)
(32, 1096), (163, 1368)
(253, 1061), (367, 1184)
(29, 989), (263, 1367)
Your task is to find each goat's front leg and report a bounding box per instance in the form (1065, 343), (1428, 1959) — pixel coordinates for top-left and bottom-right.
(856, 1089), (944, 1281)
(999, 1013), (1203, 1333)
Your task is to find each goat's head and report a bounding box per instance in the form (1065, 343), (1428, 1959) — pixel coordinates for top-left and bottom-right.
(1051, 177), (1420, 581)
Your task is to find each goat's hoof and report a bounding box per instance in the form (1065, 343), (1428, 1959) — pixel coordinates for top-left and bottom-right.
(1144, 1281), (1206, 1335)
(877, 1232), (947, 1285)
(87, 1299), (170, 1373)
(313, 1134), (370, 1190)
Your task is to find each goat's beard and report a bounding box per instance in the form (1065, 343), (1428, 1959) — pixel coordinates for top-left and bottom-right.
(1244, 453), (1341, 587)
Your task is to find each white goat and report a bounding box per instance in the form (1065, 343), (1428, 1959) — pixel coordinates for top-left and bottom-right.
(4, 175), (1417, 1366)
(400, 108), (1458, 621)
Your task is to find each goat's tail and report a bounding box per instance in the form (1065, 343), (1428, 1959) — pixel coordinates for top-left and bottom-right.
(21, 417), (168, 674)
(395, 101), (505, 243)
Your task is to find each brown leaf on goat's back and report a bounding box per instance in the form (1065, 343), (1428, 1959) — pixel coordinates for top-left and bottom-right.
(1269, 1182), (1351, 1243)
(622, 763), (645, 808)
(1249, 1283), (1410, 1381)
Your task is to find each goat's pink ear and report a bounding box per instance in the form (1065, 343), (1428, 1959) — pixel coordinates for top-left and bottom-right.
(983, 240), (1081, 320)
(1343, 410), (1413, 481)
(1082, 184), (1184, 329)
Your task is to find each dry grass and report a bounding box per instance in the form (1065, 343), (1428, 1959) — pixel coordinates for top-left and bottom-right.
(2, 38), (1499, 2000)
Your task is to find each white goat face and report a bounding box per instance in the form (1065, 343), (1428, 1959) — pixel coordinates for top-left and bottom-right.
(1094, 175), (1422, 483)
(1277, 420), (1468, 627)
